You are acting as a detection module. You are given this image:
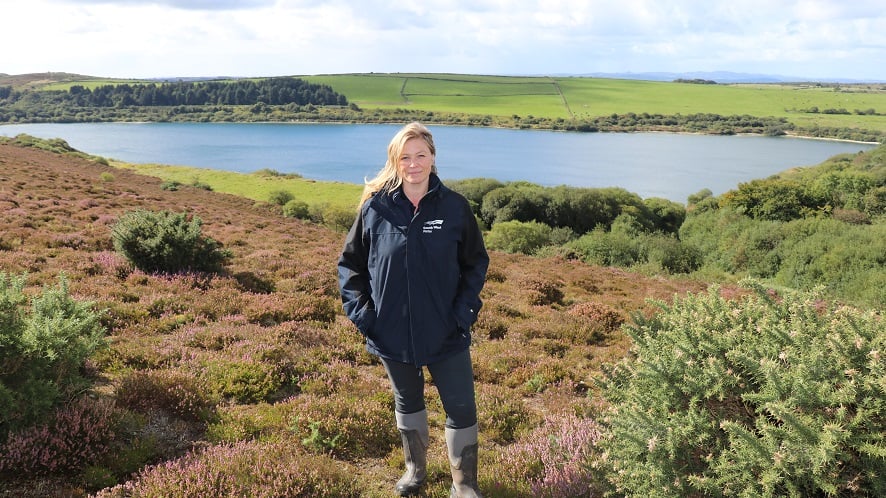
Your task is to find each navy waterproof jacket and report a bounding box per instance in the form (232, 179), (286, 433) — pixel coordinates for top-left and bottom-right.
(337, 174), (489, 367)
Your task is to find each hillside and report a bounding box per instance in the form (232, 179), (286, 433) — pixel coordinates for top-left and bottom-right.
(0, 72), (105, 90)
(0, 143), (709, 496)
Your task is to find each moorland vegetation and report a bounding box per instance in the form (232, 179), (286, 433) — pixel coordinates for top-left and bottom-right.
(0, 134), (882, 497)
(0, 71), (884, 496)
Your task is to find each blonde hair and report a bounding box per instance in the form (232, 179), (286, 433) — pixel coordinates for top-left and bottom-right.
(359, 122), (437, 209)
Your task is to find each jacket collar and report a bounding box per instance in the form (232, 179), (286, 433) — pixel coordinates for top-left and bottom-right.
(388, 173), (444, 204)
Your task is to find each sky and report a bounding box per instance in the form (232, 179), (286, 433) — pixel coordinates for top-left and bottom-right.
(3, 0), (885, 81)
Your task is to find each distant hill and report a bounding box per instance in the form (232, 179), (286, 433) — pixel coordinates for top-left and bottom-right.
(0, 71), (103, 89)
(4, 71), (884, 89)
(576, 71), (885, 84)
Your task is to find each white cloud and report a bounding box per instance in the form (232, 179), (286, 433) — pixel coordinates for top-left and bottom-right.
(57, 0), (276, 10)
(0, 0), (882, 80)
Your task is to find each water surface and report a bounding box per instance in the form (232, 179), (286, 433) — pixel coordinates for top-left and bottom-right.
(1, 122), (876, 202)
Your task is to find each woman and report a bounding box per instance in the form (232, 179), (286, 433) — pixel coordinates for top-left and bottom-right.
(338, 122), (489, 497)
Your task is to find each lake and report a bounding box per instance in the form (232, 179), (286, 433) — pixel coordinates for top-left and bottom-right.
(0, 122), (877, 203)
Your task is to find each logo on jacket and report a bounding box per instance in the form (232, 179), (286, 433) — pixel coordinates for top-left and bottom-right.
(422, 219), (444, 233)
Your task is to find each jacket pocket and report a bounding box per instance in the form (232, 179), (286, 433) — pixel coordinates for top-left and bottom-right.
(355, 306), (377, 337)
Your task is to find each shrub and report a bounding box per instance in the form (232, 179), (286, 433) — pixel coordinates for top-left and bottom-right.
(201, 357), (283, 404)
(111, 209), (231, 274)
(519, 276), (564, 306)
(682, 207), (885, 307)
(600, 282), (885, 497)
(687, 188), (713, 206)
(446, 177), (505, 217)
(485, 220), (555, 254)
(774, 218), (886, 308)
(831, 208), (870, 225)
(720, 178), (822, 221)
(0, 273), (106, 437)
(473, 313), (509, 340)
(205, 402), (292, 443)
(497, 413), (606, 498)
(642, 234), (703, 274)
(252, 168), (283, 177)
(643, 197), (686, 234)
(159, 180), (181, 191)
(288, 392), (398, 460)
(567, 301), (624, 333)
(281, 199), (310, 219)
(297, 359), (360, 396)
(91, 440), (360, 497)
(318, 204), (357, 231)
(116, 369), (216, 422)
(267, 189), (294, 206)
(189, 179), (212, 191)
(241, 293), (337, 325)
(232, 271), (275, 294)
(566, 229), (642, 268)
(0, 396), (119, 475)
(862, 186), (886, 216)
(477, 384), (537, 444)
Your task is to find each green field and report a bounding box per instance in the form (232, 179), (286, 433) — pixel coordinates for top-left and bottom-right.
(300, 73), (886, 132)
(10, 72), (886, 134)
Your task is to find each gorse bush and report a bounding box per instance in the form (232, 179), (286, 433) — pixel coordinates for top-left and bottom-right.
(111, 209), (231, 273)
(0, 273), (106, 438)
(600, 282), (885, 497)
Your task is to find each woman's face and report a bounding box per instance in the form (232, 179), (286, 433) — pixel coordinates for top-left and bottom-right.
(398, 137), (434, 188)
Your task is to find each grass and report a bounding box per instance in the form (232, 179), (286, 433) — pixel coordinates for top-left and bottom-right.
(110, 161), (363, 210)
(299, 73), (886, 132)
(11, 72), (886, 133)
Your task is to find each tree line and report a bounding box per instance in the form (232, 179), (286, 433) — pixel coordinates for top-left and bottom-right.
(0, 77), (347, 108)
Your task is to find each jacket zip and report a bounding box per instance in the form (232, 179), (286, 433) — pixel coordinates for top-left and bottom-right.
(405, 205), (418, 364)
(404, 182), (438, 365)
